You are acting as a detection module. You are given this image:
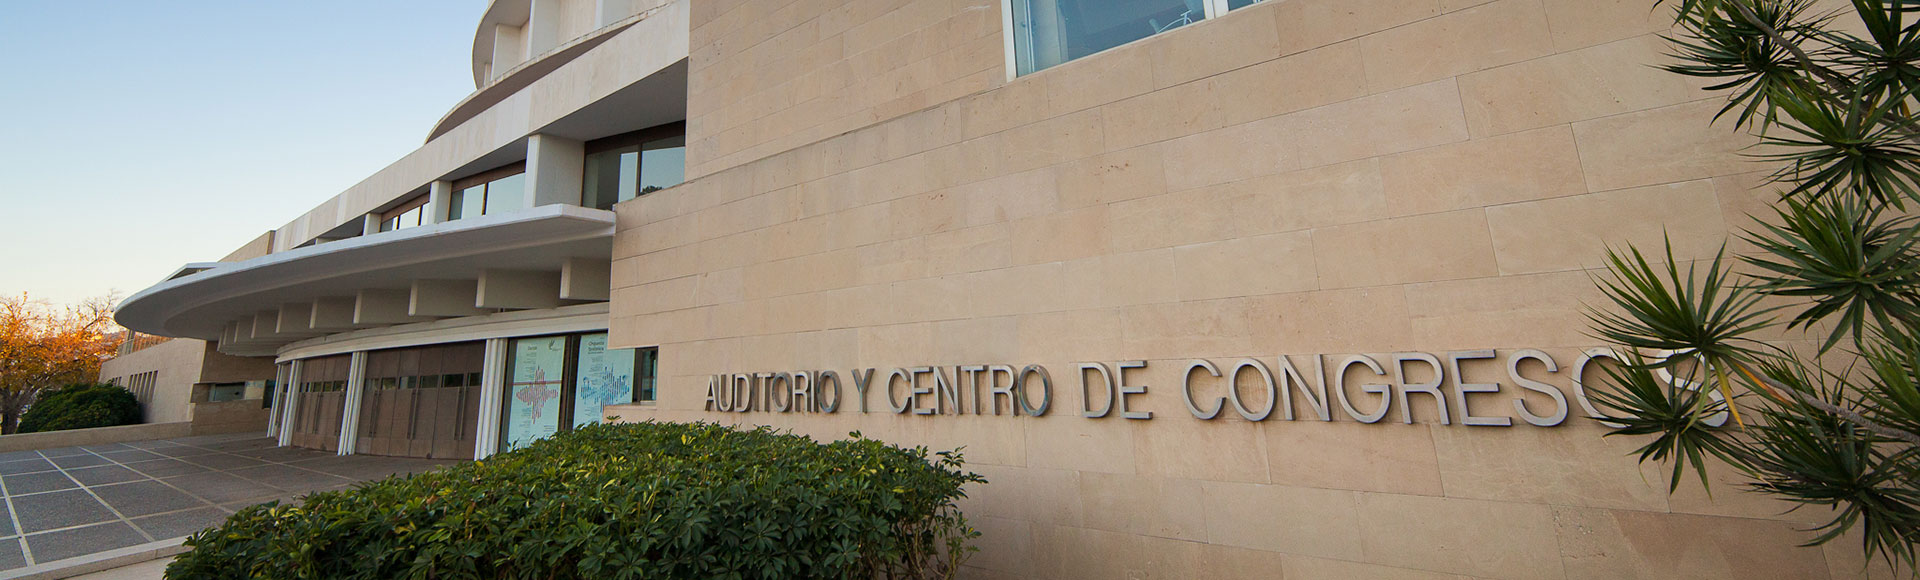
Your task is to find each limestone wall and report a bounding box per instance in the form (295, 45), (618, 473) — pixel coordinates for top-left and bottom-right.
(609, 0), (1890, 578)
(98, 338), (205, 424)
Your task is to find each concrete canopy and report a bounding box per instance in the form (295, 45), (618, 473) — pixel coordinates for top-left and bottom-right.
(116, 205), (616, 355)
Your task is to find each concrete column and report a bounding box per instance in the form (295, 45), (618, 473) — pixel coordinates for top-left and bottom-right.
(410, 279), (489, 317)
(266, 363), (288, 438)
(491, 24), (525, 79)
(277, 360), (303, 447)
(276, 303), (320, 336)
(427, 180), (455, 224)
(311, 296), (359, 331)
(474, 338), (510, 460)
(356, 289), (436, 325)
(561, 257), (611, 301)
(477, 269), (563, 309)
(528, 0), (563, 56)
(251, 311), (283, 341)
(596, 0), (636, 26)
(525, 134), (585, 209)
(363, 213), (383, 235)
(336, 351), (368, 456)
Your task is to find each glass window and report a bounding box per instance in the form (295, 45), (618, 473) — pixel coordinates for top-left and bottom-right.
(571, 333), (634, 428)
(483, 173), (526, 215)
(583, 135), (686, 210)
(635, 347), (657, 403)
(450, 185), (486, 220)
(447, 171), (527, 222)
(499, 333), (657, 451)
(639, 136), (686, 195)
(207, 383), (247, 402)
(583, 150), (634, 210)
(376, 198), (429, 233)
(1226, 0), (1261, 9)
(503, 336), (568, 451)
(1011, 0), (1208, 75)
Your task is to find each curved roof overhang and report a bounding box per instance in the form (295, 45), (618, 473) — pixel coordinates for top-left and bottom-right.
(440, 13), (647, 141)
(117, 205), (617, 354)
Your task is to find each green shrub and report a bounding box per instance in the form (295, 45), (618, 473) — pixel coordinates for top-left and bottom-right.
(16, 383), (141, 434)
(167, 421), (985, 579)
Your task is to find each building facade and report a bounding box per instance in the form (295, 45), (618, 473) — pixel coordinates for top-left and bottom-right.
(115, 0), (1901, 578)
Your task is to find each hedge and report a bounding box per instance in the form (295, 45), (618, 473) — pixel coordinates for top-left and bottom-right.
(17, 383), (141, 434)
(167, 421), (985, 579)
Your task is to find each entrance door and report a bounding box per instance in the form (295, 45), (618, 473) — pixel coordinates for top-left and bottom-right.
(354, 342), (485, 459)
(292, 355), (350, 452)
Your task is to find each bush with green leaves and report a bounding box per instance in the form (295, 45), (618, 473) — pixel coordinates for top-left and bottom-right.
(1586, 0), (1920, 572)
(166, 421), (984, 579)
(15, 383), (140, 434)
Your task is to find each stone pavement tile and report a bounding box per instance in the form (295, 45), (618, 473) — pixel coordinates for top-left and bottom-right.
(179, 454), (266, 471)
(97, 449), (165, 463)
(48, 454), (110, 469)
(123, 459), (211, 479)
(199, 438), (275, 452)
(131, 507), (229, 540)
(171, 435), (255, 447)
(26, 522), (148, 563)
(4, 471), (77, 495)
(37, 447), (92, 458)
(231, 446), (327, 463)
(145, 447), (218, 459)
(227, 465), (352, 493)
(302, 456), (450, 481)
(80, 443), (133, 453)
(0, 539), (22, 569)
(122, 440), (178, 450)
(13, 490), (115, 533)
(0, 451), (42, 463)
(160, 472), (279, 504)
(68, 555), (169, 579)
(0, 502), (14, 537)
(0, 458), (56, 476)
(93, 481), (209, 518)
(69, 465), (145, 487)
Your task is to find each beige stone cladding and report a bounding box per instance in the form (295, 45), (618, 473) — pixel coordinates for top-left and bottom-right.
(611, 0), (1896, 578)
(99, 340), (278, 425)
(98, 338), (206, 424)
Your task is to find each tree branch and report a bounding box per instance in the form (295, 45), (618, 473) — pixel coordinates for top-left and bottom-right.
(1721, 0), (1920, 144)
(1731, 361), (1920, 447)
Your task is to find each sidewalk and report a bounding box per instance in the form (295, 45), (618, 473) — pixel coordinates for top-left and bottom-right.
(0, 433), (457, 577)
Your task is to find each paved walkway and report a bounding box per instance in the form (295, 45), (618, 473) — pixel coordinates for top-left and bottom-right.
(0, 433), (457, 573)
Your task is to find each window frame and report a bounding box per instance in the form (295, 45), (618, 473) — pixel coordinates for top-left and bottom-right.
(1000, 0), (1253, 79)
(447, 163), (528, 221)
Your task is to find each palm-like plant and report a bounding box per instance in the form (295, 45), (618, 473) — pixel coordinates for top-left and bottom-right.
(1589, 0), (1920, 572)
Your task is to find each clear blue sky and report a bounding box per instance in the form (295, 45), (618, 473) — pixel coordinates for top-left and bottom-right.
(0, 1), (487, 306)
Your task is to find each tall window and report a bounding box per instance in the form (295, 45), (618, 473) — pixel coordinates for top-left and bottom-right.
(583, 124), (686, 210)
(447, 166), (528, 221)
(1008, 0), (1264, 75)
(501, 333), (657, 451)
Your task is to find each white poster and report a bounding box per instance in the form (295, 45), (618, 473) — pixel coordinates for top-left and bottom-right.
(572, 333), (634, 428)
(504, 336), (567, 450)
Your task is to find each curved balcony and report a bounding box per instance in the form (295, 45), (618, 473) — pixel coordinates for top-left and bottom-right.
(117, 205), (617, 357)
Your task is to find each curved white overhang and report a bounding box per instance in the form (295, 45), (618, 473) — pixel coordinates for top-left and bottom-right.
(117, 205), (617, 352)
(437, 12), (649, 141)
